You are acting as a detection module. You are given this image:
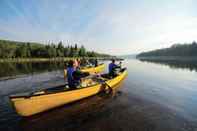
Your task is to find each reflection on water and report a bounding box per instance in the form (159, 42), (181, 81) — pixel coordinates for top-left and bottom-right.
(139, 59), (197, 72)
(125, 59), (197, 121)
(1, 59), (197, 130)
(0, 62), (64, 79)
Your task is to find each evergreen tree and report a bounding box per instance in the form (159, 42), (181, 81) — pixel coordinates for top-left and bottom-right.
(79, 45), (86, 56)
(0, 39), (111, 58)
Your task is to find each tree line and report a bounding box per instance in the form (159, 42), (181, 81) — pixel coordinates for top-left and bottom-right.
(137, 41), (197, 57)
(0, 39), (110, 58)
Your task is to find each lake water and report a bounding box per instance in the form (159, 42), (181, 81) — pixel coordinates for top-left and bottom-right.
(1, 59), (197, 131)
(0, 62), (64, 79)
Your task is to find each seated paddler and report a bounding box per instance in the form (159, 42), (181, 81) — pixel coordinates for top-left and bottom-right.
(67, 60), (89, 89)
(108, 59), (121, 77)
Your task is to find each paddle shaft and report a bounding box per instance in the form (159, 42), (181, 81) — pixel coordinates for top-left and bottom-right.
(93, 77), (113, 93)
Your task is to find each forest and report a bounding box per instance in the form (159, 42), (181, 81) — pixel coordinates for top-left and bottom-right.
(137, 41), (197, 58)
(0, 39), (110, 58)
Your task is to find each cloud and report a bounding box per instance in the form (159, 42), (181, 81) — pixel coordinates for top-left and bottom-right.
(0, 0), (197, 55)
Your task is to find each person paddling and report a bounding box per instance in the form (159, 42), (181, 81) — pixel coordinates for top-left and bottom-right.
(108, 59), (121, 77)
(94, 59), (98, 67)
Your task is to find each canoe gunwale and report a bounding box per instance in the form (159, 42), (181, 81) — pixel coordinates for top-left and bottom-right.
(10, 80), (110, 99)
(80, 63), (104, 70)
(9, 83), (102, 99)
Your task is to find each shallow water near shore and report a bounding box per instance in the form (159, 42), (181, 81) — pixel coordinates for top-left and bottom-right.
(1, 59), (197, 131)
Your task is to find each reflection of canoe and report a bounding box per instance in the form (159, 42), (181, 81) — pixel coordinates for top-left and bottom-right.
(64, 63), (105, 77)
(10, 68), (127, 117)
(20, 82), (124, 131)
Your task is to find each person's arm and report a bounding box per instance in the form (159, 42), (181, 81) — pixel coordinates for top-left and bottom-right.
(73, 70), (90, 79)
(64, 69), (67, 81)
(114, 63), (120, 68)
(117, 64), (121, 68)
(111, 64), (121, 71)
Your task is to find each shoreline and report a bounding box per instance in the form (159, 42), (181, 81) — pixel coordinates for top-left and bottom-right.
(0, 57), (123, 63)
(136, 56), (197, 61)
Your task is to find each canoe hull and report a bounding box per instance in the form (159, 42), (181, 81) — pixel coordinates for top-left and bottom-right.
(10, 70), (127, 117)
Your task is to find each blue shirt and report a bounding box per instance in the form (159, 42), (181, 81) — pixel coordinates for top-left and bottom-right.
(108, 63), (117, 73)
(67, 67), (75, 84)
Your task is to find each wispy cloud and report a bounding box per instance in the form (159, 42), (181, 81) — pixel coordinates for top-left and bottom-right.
(0, 0), (196, 55)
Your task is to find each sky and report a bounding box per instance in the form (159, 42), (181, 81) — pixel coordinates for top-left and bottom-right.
(0, 0), (197, 55)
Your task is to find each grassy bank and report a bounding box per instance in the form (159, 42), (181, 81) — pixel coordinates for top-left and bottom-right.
(0, 57), (123, 63)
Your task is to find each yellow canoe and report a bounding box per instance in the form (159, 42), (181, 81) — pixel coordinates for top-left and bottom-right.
(10, 68), (127, 117)
(64, 63), (105, 77)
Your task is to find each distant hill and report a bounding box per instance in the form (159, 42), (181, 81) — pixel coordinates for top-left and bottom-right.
(119, 54), (136, 59)
(137, 42), (197, 58)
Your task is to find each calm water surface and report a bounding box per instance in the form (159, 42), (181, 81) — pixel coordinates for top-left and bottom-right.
(1, 59), (197, 131)
(0, 62), (64, 79)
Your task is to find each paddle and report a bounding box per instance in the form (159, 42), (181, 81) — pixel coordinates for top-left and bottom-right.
(100, 80), (113, 94)
(92, 76), (113, 94)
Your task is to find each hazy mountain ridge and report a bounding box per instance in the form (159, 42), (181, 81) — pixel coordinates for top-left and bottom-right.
(137, 42), (197, 58)
(119, 54), (137, 59)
